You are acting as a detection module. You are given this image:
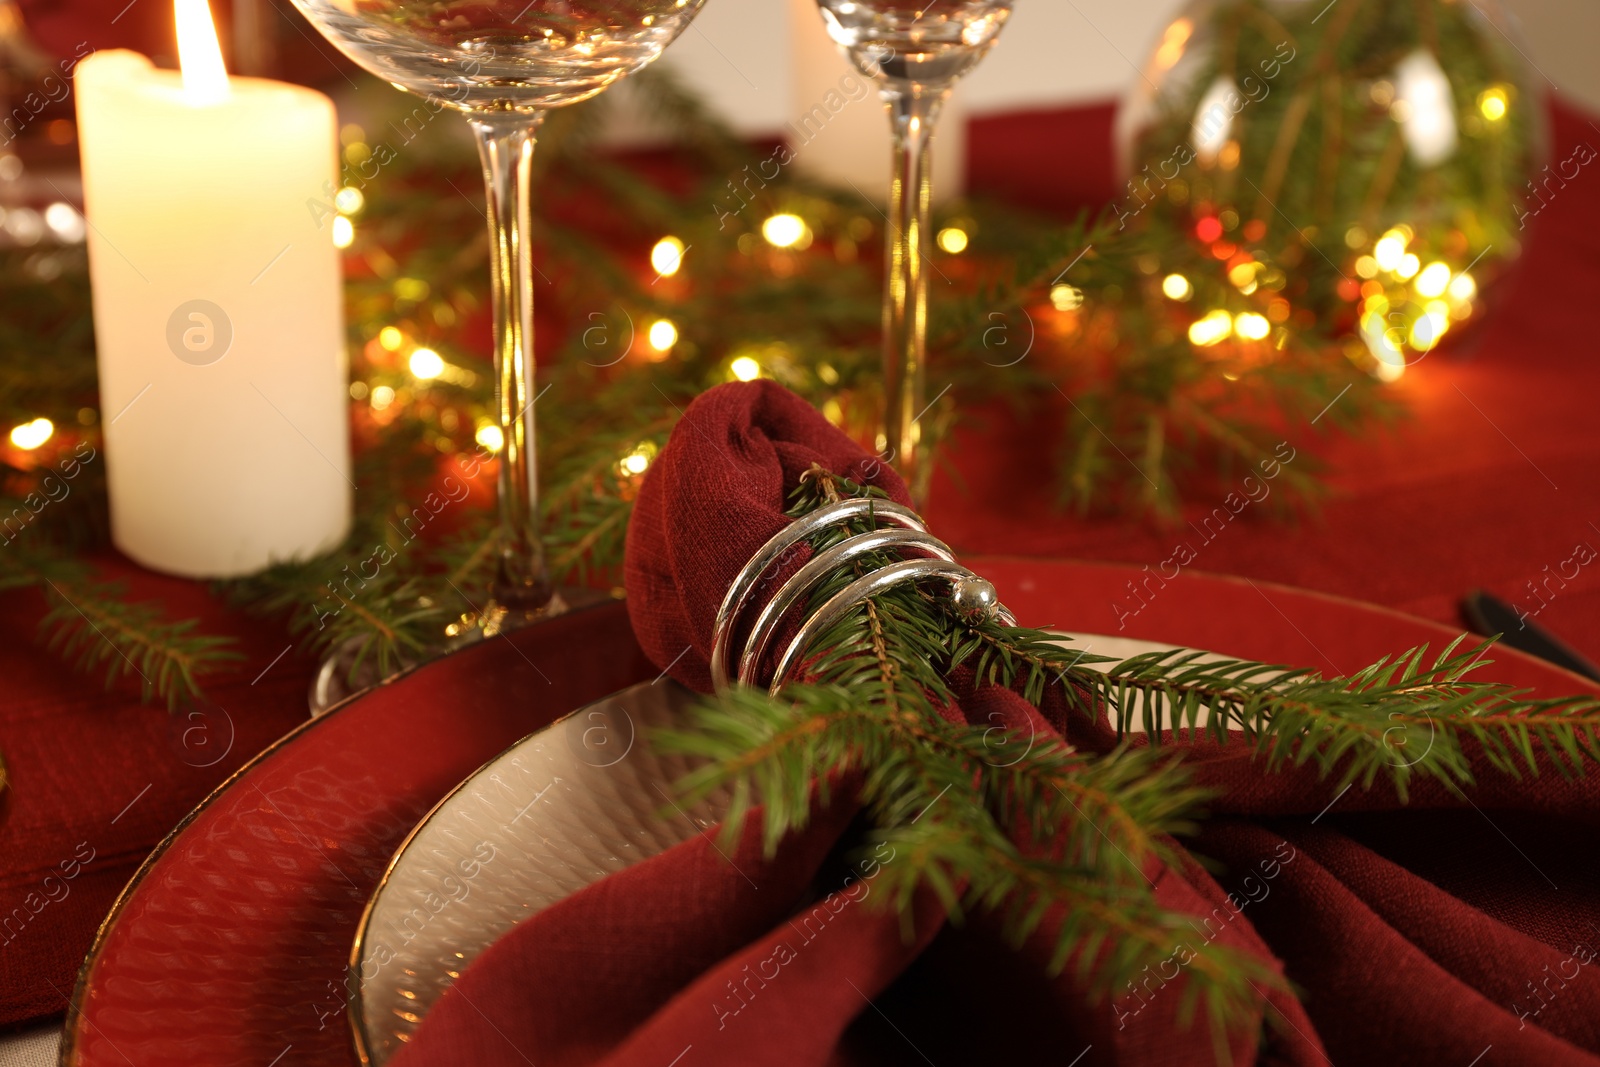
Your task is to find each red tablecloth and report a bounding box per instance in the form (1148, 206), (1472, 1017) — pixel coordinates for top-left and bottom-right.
(4, 98), (1599, 1029)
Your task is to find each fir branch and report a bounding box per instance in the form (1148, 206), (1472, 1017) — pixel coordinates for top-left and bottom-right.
(38, 578), (242, 712)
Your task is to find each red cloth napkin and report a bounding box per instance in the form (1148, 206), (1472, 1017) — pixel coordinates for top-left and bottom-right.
(394, 380), (1600, 1066)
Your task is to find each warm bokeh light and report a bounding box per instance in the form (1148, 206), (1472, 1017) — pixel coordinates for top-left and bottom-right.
(1050, 284), (1084, 311)
(1188, 309), (1233, 347)
(475, 423), (504, 453)
(1448, 272), (1477, 302)
(619, 444), (655, 476)
(378, 326), (404, 351)
(1414, 261), (1451, 299)
(370, 385), (396, 411)
(1233, 312), (1270, 341)
(1354, 255), (1379, 279)
(9, 417), (53, 450)
(174, 0), (231, 106)
(1373, 231), (1407, 272)
(335, 187), (364, 214)
(761, 213), (809, 249)
(937, 227), (969, 254)
(1162, 273), (1193, 301)
(651, 236), (685, 277)
(729, 355), (761, 381)
(1479, 86), (1509, 122)
(1396, 253), (1421, 280)
(409, 347), (445, 379)
(648, 318), (678, 352)
(332, 215), (354, 248)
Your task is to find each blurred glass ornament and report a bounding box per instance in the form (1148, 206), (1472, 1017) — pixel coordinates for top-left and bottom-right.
(1116, 0), (1546, 380)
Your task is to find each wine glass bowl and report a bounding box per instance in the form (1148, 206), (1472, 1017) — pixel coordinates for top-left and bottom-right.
(290, 0), (706, 110)
(817, 0), (1012, 88)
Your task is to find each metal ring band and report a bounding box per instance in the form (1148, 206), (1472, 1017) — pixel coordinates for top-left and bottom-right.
(736, 529), (957, 689)
(709, 497), (926, 693)
(766, 559), (985, 696)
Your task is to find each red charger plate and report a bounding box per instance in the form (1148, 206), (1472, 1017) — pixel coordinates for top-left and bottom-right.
(60, 561), (1599, 1065)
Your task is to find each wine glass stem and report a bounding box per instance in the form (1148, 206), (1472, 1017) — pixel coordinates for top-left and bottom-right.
(471, 112), (552, 610)
(882, 85), (947, 501)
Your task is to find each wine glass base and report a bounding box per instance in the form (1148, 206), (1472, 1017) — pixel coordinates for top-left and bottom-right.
(307, 587), (611, 716)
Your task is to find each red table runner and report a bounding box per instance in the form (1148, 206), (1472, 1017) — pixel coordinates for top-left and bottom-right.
(4, 97), (1599, 1029)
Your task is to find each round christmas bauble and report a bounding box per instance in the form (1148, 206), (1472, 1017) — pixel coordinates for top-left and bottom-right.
(1116, 0), (1547, 380)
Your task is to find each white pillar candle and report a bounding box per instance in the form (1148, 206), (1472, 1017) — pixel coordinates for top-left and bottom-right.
(787, 0), (966, 202)
(74, 1), (349, 579)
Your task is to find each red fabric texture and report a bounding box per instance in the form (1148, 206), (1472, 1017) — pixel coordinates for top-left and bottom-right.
(394, 382), (1600, 1066)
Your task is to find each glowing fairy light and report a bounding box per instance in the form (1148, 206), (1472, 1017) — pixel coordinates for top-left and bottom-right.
(1414, 261), (1451, 299)
(408, 347), (445, 379)
(761, 214), (809, 249)
(619, 443), (655, 476)
(647, 319), (678, 352)
(8, 417), (53, 450)
(651, 236), (685, 277)
(334, 186), (364, 214)
(1448, 272), (1477, 302)
(937, 227), (969, 254)
(475, 423), (504, 453)
(1050, 284), (1084, 311)
(1396, 253), (1420, 280)
(1233, 312), (1271, 341)
(378, 327), (404, 351)
(729, 355), (761, 381)
(1373, 231), (1407, 272)
(1187, 309), (1233, 347)
(332, 215), (354, 248)
(370, 385), (396, 411)
(1478, 86), (1509, 122)
(1162, 274), (1193, 301)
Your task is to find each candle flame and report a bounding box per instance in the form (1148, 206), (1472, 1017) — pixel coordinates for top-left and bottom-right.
(175, 0), (231, 105)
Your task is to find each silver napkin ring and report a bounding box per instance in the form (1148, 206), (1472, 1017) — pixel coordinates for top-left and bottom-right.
(709, 496), (1014, 695)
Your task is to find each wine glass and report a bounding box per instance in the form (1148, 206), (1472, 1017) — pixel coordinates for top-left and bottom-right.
(288, 0), (706, 707)
(813, 0), (1012, 497)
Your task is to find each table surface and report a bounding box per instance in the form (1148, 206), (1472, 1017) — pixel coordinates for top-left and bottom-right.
(4, 98), (1599, 1032)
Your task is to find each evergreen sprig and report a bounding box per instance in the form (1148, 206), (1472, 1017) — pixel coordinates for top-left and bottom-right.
(659, 469), (1600, 1056)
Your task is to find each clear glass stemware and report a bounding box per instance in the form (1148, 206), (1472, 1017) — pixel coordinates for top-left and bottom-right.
(813, 0), (1013, 497)
(288, 0), (706, 706)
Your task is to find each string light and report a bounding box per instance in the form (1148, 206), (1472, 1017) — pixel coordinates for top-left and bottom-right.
(1414, 261), (1451, 298)
(619, 442), (656, 476)
(937, 227), (969, 254)
(761, 214), (810, 249)
(729, 355), (761, 381)
(1448, 272), (1477, 302)
(647, 318), (678, 352)
(1187, 309), (1233, 347)
(475, 423), (504, 453)
(409, 347), (445, 379)
(1478, 86), (1509, 122)
(1050, 284), (1084, 311)
(1233, 312), (1270, 340)
(8, 417), (53, 450)
(370, 385), (396, 411)
(1373, 230), (1407, 272)
(332, 216), (354, 248)
(651, 236), (685, 277)
(1162, 273), (1193, 301)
